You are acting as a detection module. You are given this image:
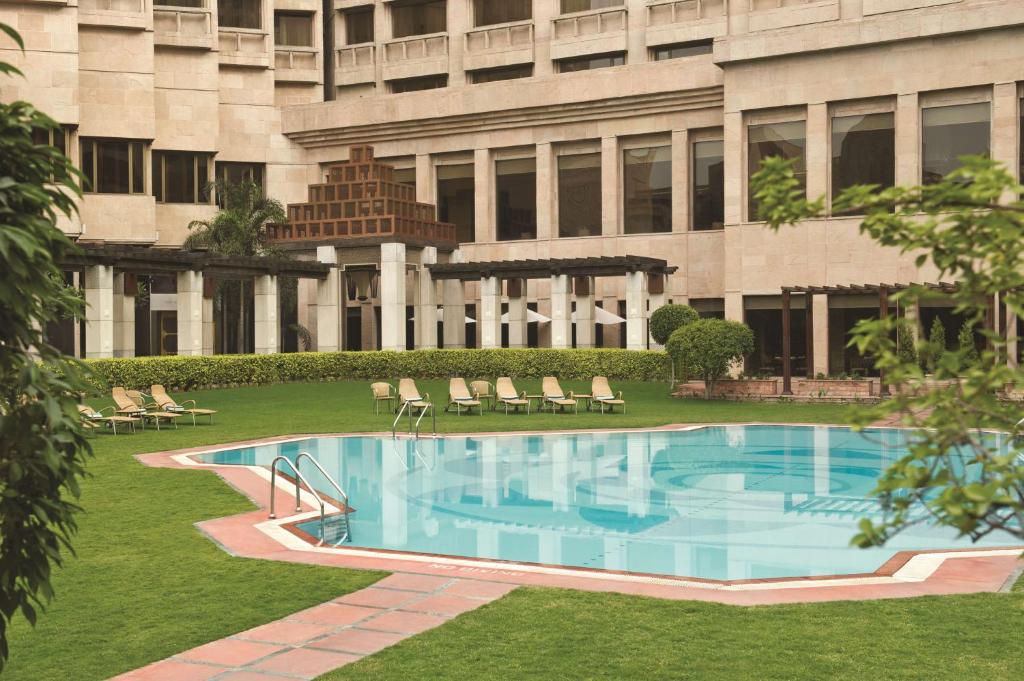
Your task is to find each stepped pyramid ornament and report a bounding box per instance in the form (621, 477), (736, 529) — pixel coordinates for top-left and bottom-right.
(268, 144), (457, 245)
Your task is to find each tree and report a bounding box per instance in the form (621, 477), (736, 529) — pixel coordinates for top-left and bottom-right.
(751, 154), (1024, 545)
(649, 304), (698, 345)
(957, 319), (979, 366)
(895, 317), (918, 368)
(0, 23), (91, 667)
(666, 318), (754, 399)
(926, 316), (946, 374)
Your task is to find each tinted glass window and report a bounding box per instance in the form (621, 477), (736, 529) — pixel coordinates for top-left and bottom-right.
(623, 146), (671, 234)
(274, 12), (313, 46)
(559, 52), (624, 73)
(219, 0), (261, 29)
(652, 40), (712, 61)
(474, 0), (530, 25)
(344, 7), (374, 44)
(392, 0), (446, 38)
(437, 163), (475, 243)
(496, 158), (536, 241)
(747, 120), (805, 220)
(921, 102), (990, 185)
(558, 153), (601, 238)
(831, 112), (895, 207)
(692, 140), (724, 231)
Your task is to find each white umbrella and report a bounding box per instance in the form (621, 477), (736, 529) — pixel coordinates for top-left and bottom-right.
(572, 307), (626, 325)
(500, 309), (551, 324)
(409, 308), (475, 323)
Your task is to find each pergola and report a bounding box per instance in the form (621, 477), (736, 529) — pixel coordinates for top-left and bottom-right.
(780, 282), (959, 396)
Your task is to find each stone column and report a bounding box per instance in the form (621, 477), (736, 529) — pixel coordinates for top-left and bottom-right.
(624, 271), (648, 351)
(380, 242), (407, 351)
(176, 270), (203, 356)
(415, 246), (438, 349)
(360, 300), (377, 351)
(84, 264), (114, 359)
(805, 103), (828, 199)
(895, 93), (920, 187)
(671, 129), (689, 232)
(601, 136), (619, 236)
(992, 82), (1019, 202)
(536, 142), (555, 241)
(474, 148), (494, 242)
(415, 153), (434, 204)
(316, 246), (341, 352)
(253, 274), (279, 355)
(723, 111), (743, 225)
(202, 291), (214, 356)
(113, 272), (135, 358)
(550, 274), (571, 349)
(812, 294), (829, 376)
(575, 276), (595, 349)
(724, 291), (744, 376)
(647, 274), (666, 349)
(479, 275), (501, 349)
(442, 251), (467, 348)
(507, 278), (528, 349)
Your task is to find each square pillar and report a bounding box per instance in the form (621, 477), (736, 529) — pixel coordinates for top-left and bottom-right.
(671, 129), (689, 232)
(723, 111), (743, 225)
(992, 82), (1019, 202)
(84, 264), (114, 359)
(601, 136), (619, 236)
(895, 93), (920, 187)
(550, 274), (572, 349)
(316, 246), (342, 352)
(176, 270), (203, 356)
(805, 103), (828, 199)
(416, 153), (434, 204)
(360, 300), (377, 351)
(443, 250), (467, 348)
(380, 242), (407, 351)
(480, 275), (501, 349)
(812, 294), (829, 376)
(474, 149), (494, 242)
(647, 274), (666, 350)
(416, 246), (438, 349)
(202, 293), (214, 356)
(536, 142), (555, 241)
(113, 272), (135, 358)
(625, 271), (648, 350)
(574, 276), (596, 349)
(253, 274), (279, 355)
(507, 278), (528, 349)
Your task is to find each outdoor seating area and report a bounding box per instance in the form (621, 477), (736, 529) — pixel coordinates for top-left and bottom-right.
(79, 385), (218, 435)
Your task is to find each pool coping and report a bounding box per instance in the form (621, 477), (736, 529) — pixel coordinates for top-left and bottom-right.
(139, 423), (1024, 604)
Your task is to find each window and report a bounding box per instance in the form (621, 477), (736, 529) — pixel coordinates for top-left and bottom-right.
(623, 146), (671, 234)
(344, 6), (374, 44)
(31, 125), (69, 156)
(692, 140), (724, 231)
(391, 0), (446, 38)
(561, 0), (622, 13)
(153, 151), (211, 204)
(747, 120), (805, 220)
(393, 167), (416, 195)
(652, 40), (713, 61)
(80, 138), (145, 194)
(496, 158), (536, 241)
(470, 65), (533, 84)
(921, 102), (990, 185)
(218, 0), (261, 29)
(559, 52), (624, 73)
(474, 0), (531, 26)
(388, 75), (448, 93)
(274, 12), (313, 47)
(437, 163), (475, 243)
(831, 112), (894, 206)
(160, 0), (203, 6)
(216, 161), (265, 188)
(558, 153), (601, 237)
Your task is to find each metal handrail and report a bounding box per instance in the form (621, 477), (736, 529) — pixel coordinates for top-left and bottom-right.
(392, 400), (409, 438)
(269, 455), (328, 546)
(414, 402), (436, 440)
(296, 452), (351, 544)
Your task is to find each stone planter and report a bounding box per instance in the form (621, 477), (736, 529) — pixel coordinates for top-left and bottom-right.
(793, 379), (873, 398)
(676, 379), (778, 398)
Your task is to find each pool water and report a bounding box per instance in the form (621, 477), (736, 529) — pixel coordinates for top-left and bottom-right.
(197, 426), (1019, 581)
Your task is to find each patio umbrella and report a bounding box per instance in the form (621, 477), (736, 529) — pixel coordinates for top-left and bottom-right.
(499, 309), (551, 324)
(572, 307), (626, 325)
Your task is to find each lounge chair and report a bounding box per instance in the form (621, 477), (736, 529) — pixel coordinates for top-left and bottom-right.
(398, 378), (431, 414)
(150, 384), (217, 425)
(77, 404), (137, 435)
(127, 389), (181, 430)
(447, 378), (482, 415)
(371, 382), (397, 414)
(495, 377), (530, 415)
(591, 376), (626, 414)
(470, 380), (496, 411)
(542, 376), (577, 414)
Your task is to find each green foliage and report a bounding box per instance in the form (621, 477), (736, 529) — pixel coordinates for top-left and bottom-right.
(0, 23), (91, 668)
(648, 304), (698, 346)
(926, 316), (946, 373)
(752, 154), (1024, 546)
(895, 317), (918, 368)
(82, 349), (670, 391)
(957, 320), (979, 366)
(666, 319), (754, 399)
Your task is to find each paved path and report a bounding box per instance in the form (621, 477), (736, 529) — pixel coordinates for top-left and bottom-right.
(112, 574), (515, 681)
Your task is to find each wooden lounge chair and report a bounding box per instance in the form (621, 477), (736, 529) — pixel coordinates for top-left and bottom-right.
(150, 384), (217, 425)
(127, 389), (181, 430)
(470, 380), (496, 411)
(542, 376), (577, 414)
(495, 377), (530, 415)
(371, 382), (397, 414)
(77, 404), (137, 435)
(111, 386), (150, 428)
(591, 376), (626, 414)
(398, 378), (431, 414)
(447, 378), (483, 415)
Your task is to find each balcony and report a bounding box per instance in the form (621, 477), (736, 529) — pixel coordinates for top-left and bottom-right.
(550, 7), (628, 62)
(746, 0), (839, 32)
(646, 0), (727, 47)
(335, 44), (376, 86)
(275, 46), (321, 83)
(218, 28), (271, 68)
(381, 33), (449, 82)
(154, 5), (214, 50)
(78, 0), (150, 30)
(463, 20), (535, 72)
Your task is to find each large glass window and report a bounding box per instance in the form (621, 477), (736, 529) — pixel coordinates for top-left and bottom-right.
(393, 167), (416, 196)
(274, 12), (313, 46)
(474, 0), (530, 26)
(31, 125), (69, 155)
(218, 0), (261, 29)
(437, 163), (475, 243)
(921, 102), (990, 185)
(80, 138), (145, 194)
(470, 65), (533, 84)
(496, 158), (536, 241)
(831, 112), (894, 206)
(561, 0), (622, 13)
(388, 75), (448, 93)
(747, 120), (805, 220)
(216, 161), (265, 188)
(153, 151), (211, 204)
(559, 52), (624, 73)
(558, 153), (601, 238)
(344, 6), (374, 44)
(623, 146), (671, 234)
(692, 140), (724, 231)
(652, 40), (712, 61)
(391, 0), (446, 38)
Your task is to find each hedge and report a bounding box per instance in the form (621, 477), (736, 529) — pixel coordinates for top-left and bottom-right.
(82, 349), (670, 391)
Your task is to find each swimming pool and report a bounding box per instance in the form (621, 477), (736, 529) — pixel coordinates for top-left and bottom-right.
(196, 425), (1019, 581)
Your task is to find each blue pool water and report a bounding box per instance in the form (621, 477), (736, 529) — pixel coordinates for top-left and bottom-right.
(197, 426), (1019, 580)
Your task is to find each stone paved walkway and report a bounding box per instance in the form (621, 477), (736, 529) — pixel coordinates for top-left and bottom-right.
(112, 574), (516, 681)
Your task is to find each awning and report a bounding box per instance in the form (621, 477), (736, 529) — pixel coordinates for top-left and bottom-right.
(573, 307), (626, 325)
(500, 309), (551, 324)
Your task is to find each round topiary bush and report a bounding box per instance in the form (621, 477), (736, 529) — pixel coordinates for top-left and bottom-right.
(666, 318), (754, 399)
(649, 304), (699, 346)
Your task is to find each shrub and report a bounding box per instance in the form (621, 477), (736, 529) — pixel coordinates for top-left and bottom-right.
(925, 317), (946, 373)
(648, 304), (698, 346)
(81, 348), (670, 392)
(895, 318), (918, 368)
(957, 320), (979, 366)
(665, 319), (754, 399)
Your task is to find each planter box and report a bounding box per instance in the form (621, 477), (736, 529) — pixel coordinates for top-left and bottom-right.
(676, 379), (778, 398)
(794, 379), (873, 398)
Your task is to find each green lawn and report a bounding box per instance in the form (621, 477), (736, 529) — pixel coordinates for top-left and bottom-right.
(4, 380), (1017, 680)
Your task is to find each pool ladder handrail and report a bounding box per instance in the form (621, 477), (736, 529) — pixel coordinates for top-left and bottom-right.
(414, 402), (436, 440)
(296, 452), (351, 544)
(268, 455), (350, 546)
(392, 400), (409, 438)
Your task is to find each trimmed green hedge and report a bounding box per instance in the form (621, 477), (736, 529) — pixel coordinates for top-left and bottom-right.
(83, 349), (669, 391)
